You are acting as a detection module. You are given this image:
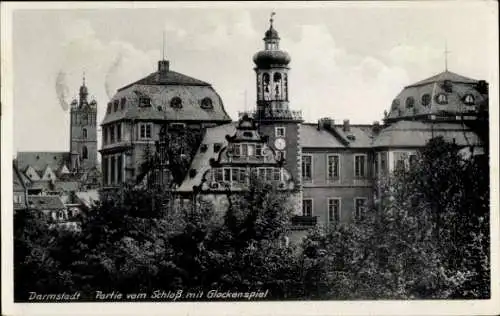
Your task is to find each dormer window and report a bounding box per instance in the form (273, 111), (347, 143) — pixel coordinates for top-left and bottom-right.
(421, 94), (431, 106)
(435, 93), (448, 105)
(139, 97), (151, 107)
(442, 80), (453, 93)
(200, 97), (213, 110)
(405, 97), (415, 109)
(463, 94), (475, 105)
(170, 97), (182, 109)
(113, 100), (119, 112)
(391, 99), (400, 110)
(214, 143), (222, 152)
(120, 98), (126, 110)
(107, 103), (112, 114)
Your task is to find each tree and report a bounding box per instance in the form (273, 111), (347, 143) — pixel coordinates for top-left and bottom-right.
(299, 137), (490, 299)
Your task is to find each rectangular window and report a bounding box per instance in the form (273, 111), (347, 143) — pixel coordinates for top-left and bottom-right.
(116, 123), (121, 142)
(354, 155), (366, 178)
(328, 198), (341, 223)
(139, 97), (151, 107)
(233, 144), (241, 157)
(273, 168), (281, 181)
(117, 155), (123, 183)
(380, 152), (387, 173)
(110, 156), (116, 184)
(110, 125), (115, 143)
(239, 168), (247, 183)
(103, 157), (108, 185)
(214, 168), (223, 182)
(231, 168), (239, 182)
(247, 144), (256, 157)
(277, 150), (286, 161)
(139, 123), (152, 140)
(354, 198), (367, 220)
(223, 168), (231, 182)
(302, 155), (313, 181)
(103, 127), (108, 145)
(302, 199), (313, 217)
(409, 154), (418, 168)
(266, 167), (273, 181)
(275, 127), (286, 137)
(327, 155), (340, 180)
(256, 144), (263, 157)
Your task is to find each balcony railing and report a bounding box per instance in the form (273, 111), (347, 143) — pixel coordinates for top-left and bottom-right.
(239, 109), (303, 121)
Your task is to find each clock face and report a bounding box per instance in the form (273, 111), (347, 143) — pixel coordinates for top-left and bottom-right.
(274, 138), (286, 150)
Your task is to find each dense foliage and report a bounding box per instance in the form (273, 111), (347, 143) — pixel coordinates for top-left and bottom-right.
(14, 137), (489, 301)
(300, 137), (490, 299)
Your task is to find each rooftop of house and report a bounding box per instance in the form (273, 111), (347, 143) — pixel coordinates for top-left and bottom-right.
(101, 61), (232, 125)
(28, 195), (65, 210)
(387, 70), (488, 122)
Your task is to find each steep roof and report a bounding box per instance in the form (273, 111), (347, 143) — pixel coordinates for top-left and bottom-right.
(118, 70), (211, 91)
(28, 195), (65, 210)
(13, 164), (28, 192)
(301, 123), (374, 149)
(75, 190), (100, 209)
(387, 70), (487, 122)
(407, 70), (478, 88)
(16, 152), (71, 173)
(102, 62), (232, 125)
(372, 120), (482, 148)
(177, 123), (237, 192)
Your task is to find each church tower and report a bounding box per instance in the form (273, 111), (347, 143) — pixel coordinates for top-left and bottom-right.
(69, 76), (98, 171)
(253, 13), (303, 213)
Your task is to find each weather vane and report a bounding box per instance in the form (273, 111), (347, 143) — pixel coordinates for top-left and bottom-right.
(270, 12), (276, 27)
(444, 41), (450, 71)
(162, 30), (166, 60)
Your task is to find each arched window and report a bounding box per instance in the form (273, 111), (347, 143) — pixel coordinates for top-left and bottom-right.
(82, 128), (87, 139)
(435, 93), (448, 104)
(464, 94), (475, 105)
(82, 146), (88, 159)
(170, 97), (182, 109)
(405, 97), (415, 108)
(200, 97), (213, 110)
(391, 99), (400, 110)
(421, 94), (431, 106)
(262, 73), (271, 99)
(273, 72), (282, 82)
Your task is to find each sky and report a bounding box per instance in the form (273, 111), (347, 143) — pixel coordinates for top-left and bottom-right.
(8, 1), (498, 153)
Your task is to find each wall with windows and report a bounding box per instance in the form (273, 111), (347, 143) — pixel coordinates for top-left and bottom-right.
(301, 149), (374, 186)
(301, 148), (374, 225)
(302, 186), (373, 225)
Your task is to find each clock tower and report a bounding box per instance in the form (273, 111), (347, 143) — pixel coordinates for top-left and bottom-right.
(252, 13), (303, 213)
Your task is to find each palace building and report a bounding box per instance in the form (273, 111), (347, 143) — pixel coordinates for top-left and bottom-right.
(100, 16), (488, 228)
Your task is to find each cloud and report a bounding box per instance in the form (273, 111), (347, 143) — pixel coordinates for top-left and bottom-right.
(279, 23), (410, 123)
(55, 71), (70, 112)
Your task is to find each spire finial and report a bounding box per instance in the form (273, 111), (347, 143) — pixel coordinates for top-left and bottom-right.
(444, 41), (450, 71)
(82, 71), (86, 86)
(270, 12), (276, 28)
(162, 30), (166, 61)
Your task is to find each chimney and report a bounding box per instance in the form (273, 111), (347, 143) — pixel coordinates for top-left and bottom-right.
(343, 119), (350, 132)
(372, 121), (381, 134)
(158, 60), (170, 76)
(317, 117), (334, 130)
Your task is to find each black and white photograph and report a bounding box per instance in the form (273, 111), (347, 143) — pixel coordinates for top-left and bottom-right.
(1, 1), (499, 315)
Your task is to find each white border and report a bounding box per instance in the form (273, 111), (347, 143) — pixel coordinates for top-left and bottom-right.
(2, 1), (499, 316)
